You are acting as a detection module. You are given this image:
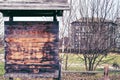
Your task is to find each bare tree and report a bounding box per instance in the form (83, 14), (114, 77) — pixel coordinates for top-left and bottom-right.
(60, 0), (120, 71)
(59, 0), (78, 70)
(0, 12), (4, 47)
(71, 0), (120, 71)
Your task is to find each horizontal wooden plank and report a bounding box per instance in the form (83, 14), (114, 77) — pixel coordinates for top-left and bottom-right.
(6, 56), (59, 64)
(0, 0), (69, 10)
(0, 0), (67, 3)
(5, 42), (59, 47)
(6, 64), (59, 67)
(5, 22), (58, 26)
(0, 4), (69, 10)
(5, 47), (59, 54)
(5, 31), (58, 38)
(5, 64), (59, 69)
(6, 63), (59, 66)
(6, 63), (59, 73)
(1, 10), (63, 16)
(5, 37), (58, 42)
(4, 70), (59, 78)
(6, 68), (57, 74)
(5, 42), (58, 47)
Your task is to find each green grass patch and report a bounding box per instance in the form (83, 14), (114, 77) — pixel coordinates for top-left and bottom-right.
(0, 47), (4, 54)
(0, 62), (5, 76)
(60, 53), (120, 72)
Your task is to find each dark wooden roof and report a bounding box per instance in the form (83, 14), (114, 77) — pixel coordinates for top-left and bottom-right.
(0, 10), (64, 17)
(0, 0), (69, 10)
(0, 0), (70, 16)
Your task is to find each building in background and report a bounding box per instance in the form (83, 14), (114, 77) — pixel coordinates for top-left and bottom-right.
(115, 18), (120, 51)
(70, 17), (117, 53)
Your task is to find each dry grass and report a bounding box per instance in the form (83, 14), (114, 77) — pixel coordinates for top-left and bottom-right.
(0, 72), (120, 80)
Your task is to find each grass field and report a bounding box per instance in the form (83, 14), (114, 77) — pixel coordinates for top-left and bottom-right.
(0, 62), (4, 76)
(0, 48), (4, 54)
(60, 53), (120, 71)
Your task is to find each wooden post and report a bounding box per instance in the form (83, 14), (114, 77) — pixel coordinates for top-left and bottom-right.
(104, 64), (110, 80)
(53, 64), (61, 80)
(53, 11), (57, 21)
(9, 16), (13, 22)
(58, 65), (61, 80)
(9, 77), (13, 80)
(104, 64), (109, 76)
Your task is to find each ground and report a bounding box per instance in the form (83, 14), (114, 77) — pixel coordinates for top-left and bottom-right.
(0, 72), (120, 80)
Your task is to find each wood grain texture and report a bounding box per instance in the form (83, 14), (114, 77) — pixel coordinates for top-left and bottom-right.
(5, 22), (60, 77)
(4, 70), (59, 78)
(0, 0), (69, 10)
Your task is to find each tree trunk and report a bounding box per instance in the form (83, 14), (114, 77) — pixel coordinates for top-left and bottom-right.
(84, 55), (88, 71)
(88, 57), (94, 71)
(65, 54), (68, 70)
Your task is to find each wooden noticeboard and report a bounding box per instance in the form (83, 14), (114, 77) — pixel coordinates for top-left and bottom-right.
(4, 22), (60, 78)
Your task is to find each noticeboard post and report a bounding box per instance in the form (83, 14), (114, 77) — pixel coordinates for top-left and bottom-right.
(4, 21), (60, 79)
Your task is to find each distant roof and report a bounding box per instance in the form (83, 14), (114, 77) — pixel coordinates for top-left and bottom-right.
(0, 0), (70, 10)
(72, 17), (115, 24)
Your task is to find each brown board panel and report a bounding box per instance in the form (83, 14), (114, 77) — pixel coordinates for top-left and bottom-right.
(5, 21), (60, 75)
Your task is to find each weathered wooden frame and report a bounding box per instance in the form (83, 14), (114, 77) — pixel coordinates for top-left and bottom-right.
(4, 21), (61, 80)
